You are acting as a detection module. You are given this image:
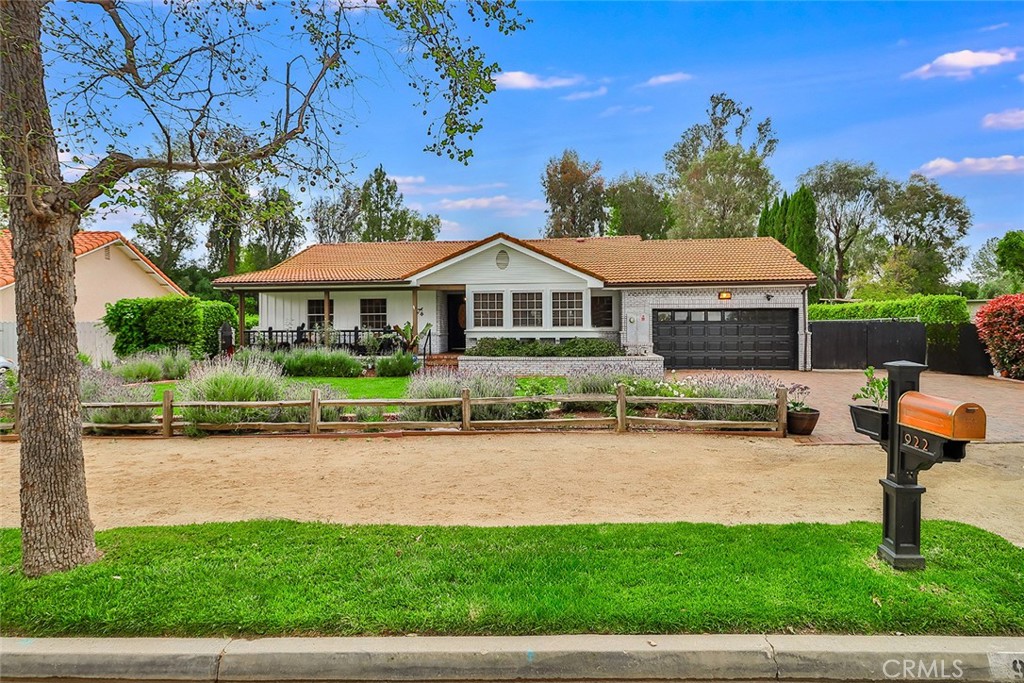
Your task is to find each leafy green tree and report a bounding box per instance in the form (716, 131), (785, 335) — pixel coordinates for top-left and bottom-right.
(996, 230), (1024, 280)
(798, 161), (884, 299)
(785, 187), (820, 297)
(357, 165), (439, 242)
(241, 187), (306, 271)
(542, 149), (606, 238)
(0, 0), (523, 577)
(605, 172), (670, 239)
(665, 94), (779, 239)
(131, 168), (205, 275)
(310, 187), (361, 243)
(878, 174), (971, 293)
(970, 236), (1022, 297)
(667, 144), (778, 239)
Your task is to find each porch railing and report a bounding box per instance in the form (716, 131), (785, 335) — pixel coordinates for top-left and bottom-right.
(242, 326), (434, 357)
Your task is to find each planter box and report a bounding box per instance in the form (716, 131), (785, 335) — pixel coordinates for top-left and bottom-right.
(458, 354), (665, 380)
(849, 404), (889, 442)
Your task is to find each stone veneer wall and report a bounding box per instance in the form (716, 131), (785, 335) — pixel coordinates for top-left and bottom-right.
(458, 354), (665, 379)
(619, 286), (810, 371)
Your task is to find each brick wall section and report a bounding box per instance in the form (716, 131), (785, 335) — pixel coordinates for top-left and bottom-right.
(619, 286), (810, 370)
(458, 354), (665, 379)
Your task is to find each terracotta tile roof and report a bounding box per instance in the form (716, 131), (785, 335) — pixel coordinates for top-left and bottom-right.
(0, 230), (185, 294)
(213, 233), (817, 288)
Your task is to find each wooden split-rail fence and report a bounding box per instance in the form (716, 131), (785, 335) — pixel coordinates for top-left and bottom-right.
(0, 386), (789, 437)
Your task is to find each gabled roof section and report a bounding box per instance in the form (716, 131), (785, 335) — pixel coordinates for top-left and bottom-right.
(405, 232), (607, 286)
(0, 230), (186, 294)
(212, 233), (817, 288)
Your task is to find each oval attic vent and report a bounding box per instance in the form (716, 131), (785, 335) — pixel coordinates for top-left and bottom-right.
(496, 249), (510, 270)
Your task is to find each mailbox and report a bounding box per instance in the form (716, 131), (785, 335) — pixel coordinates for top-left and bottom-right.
(897, 392), (986, 441)
(870, 362), (986, 571)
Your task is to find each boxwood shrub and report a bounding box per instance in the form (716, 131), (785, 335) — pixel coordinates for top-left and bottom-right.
(103, 296), (238, 358)
(464, 337), (623, 357)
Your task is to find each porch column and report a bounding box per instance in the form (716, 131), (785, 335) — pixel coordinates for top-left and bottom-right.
(323, 290), (331, 345)
(411, 288), (420, 353)
(237, 291), (246, 347)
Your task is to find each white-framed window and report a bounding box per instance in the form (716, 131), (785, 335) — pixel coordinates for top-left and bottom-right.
(360, 298), (387, 329)
(473, 292), (504, 327)
(307, 299), (334, 329)
(512, 292), (543, 327)
(591, 295), (614, 328)
(552, 291), (583, 327)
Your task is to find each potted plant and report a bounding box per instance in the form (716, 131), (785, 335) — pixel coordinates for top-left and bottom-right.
(849, 366), (889, 442)
(785, 383), (819, 435)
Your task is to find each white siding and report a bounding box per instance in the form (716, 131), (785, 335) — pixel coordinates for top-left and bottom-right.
(257, 290), (438, 335)
(0, 321), (115, 364)
(416, 243), (588, 286)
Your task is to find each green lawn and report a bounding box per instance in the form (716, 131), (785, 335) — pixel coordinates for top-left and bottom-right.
(149, 376), (410, 402)
(2, 520), (1021, 637)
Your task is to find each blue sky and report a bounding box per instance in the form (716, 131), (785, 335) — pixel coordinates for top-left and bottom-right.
(79, 1), (1023, 258)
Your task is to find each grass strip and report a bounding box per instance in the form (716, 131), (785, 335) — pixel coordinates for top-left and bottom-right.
(2, 520), (1021, 637)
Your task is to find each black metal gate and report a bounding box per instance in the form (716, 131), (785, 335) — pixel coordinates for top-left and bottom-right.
(810, 320), (926, 369)
(653, 308), (798, 370)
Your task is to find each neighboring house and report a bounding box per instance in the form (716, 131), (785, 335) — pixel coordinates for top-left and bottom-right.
(0, 230), (185, 362)
(214, 233), (817, 370)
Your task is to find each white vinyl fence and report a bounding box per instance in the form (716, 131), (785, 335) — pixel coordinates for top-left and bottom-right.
(0, 321), (116, 364)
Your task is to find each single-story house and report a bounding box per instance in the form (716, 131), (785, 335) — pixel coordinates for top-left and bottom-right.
(213, 233), (817, 370)
(0, 230), (185, 362)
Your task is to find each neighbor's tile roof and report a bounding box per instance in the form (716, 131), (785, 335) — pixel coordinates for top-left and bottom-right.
(213, 233), (817, 287)
(0, 230), (185, 293)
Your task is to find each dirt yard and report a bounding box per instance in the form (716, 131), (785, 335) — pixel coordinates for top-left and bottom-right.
(2, 433), (1021, 544)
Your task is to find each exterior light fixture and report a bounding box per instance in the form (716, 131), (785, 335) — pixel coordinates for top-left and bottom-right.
(718, 291), (732, 300)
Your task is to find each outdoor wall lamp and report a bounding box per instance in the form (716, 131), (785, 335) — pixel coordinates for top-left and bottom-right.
(765, 293), (774, 301)
(718, 291), (732, 300)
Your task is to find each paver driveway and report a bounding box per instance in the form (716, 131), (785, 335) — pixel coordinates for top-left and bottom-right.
(667, 369), (1023, 444)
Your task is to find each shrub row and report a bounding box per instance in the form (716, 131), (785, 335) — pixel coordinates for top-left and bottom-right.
(808, 295), (969, 325)
(463, 337), (623, 357)
(103, 296), (236, 358)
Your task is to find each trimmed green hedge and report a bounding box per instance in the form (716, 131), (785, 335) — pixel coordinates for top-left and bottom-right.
(463, 337), (624, 357)
(103, 296), (238, 358)
(808, 295), (969, 326)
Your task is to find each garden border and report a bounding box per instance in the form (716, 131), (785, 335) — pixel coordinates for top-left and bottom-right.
(0, 384), (788, 438)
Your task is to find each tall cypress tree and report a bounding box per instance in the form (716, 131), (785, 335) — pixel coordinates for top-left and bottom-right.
(757, 202), (771, 237)
(773, 192), (790, 245)
(785, 186), (821, 302)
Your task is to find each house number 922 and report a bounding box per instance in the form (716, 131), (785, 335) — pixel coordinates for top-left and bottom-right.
(904, 433), (929, 451)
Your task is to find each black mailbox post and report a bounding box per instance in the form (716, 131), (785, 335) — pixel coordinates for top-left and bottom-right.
(852, 360), (986, 570)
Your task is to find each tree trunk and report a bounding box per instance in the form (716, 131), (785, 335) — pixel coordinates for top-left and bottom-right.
(1, 0), (101, 577)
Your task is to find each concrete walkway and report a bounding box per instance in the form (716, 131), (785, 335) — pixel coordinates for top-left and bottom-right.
(3, 635), (1023, 682)
(667, 370), (1023, 444)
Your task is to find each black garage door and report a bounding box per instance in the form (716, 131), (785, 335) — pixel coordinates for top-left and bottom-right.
(653, 309), (798, 370)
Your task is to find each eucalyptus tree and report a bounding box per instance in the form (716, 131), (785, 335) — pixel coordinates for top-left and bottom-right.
(542, 148), (606, 238)
(0, 0), (524, 576)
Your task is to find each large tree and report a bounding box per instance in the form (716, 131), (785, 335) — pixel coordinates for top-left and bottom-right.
(310, 186), (362, 243)
(0, 0), (523, 577)
(131, 167), (205, 275)
(542, 149), (606, 238)
(357, 165), (439, 242)
(664, 94), (779, 239)
(241, 187), (306, 272)
(798, 161), (884, 299)
(605, 172), (670, 240)
(996, 230), (1024, 281)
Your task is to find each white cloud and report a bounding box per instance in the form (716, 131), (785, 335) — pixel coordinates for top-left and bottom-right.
(438, 219), (462, 237)
(639, 72), (693, 87)
(917, 154), (1024, 176)
(492, 71), (583, 90)
(390, 174), (507, 196)
(904, 48), (1017, 79)
(600, 105), (654, 118)
(982, 108), (1024, 129)
(980, 22), (1009, 31)
(436, 195), (546, 217)
(561, 86), (608, 101)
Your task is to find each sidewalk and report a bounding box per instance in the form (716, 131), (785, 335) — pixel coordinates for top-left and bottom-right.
(3, 635), (1023, 682)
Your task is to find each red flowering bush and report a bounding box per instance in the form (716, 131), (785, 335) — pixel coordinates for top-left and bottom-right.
(975, 294), (1024, 379)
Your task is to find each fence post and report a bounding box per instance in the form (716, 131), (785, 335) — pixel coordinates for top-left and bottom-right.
(162, 390), (174, 438)
(776, 386), (788, 437)
(12, 393), (20, 435)
(461, 387), (471, 431)
(309, 388), (321, 435)
(615, 383), (627, 433)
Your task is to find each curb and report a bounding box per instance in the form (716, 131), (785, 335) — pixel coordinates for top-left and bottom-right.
(2, 635), (1023, 682)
